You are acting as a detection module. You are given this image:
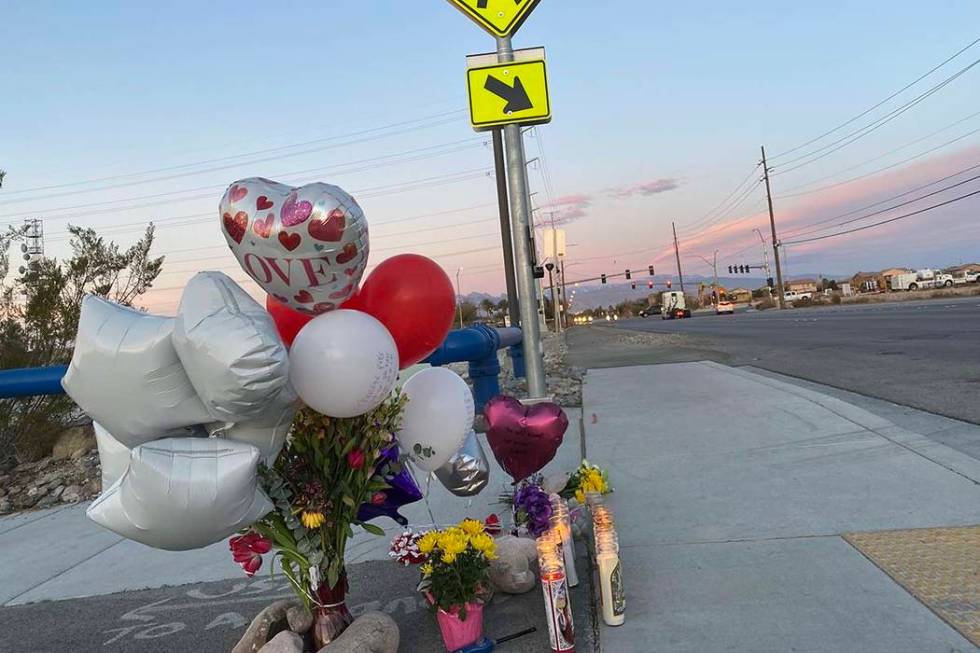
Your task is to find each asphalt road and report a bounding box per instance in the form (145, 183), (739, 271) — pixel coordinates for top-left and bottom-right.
(610, 296), (980, 424)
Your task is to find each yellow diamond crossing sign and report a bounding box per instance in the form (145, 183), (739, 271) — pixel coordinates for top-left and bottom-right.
(466, 59), (551, 131)
(447, 0), (542, 38)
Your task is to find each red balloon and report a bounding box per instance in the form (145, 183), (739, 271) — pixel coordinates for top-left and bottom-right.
(354, 254), (455, 368)
(265, 296), (313, 347)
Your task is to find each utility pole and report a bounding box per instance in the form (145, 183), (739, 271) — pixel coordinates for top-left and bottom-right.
(672, 221), (685, 293)
(455, 266), (464, 328)
(498, 35), (547, 398)
(761, 146), (785, 309)
(558, 256), (568, 329)
(491, 129), (520, 328)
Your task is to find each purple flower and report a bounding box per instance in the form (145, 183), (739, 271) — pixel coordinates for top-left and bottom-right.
(514, 483), (553, 538)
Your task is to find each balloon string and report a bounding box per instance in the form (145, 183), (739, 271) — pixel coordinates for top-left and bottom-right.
(408, 465), (439, 530)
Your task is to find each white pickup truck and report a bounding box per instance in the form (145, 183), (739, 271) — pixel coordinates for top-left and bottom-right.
(952, 270), (980, 285)
(783, 290), (813, 302)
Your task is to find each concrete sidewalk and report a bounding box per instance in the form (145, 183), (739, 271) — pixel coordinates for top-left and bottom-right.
(585, 361), (980, 652)
(0, 410), (583, 607)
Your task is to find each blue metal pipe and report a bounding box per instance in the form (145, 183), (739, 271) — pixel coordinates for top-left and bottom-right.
(1, 328), (526, 411)
(423, 325), (523, 412)
(0, 364), (68, 399)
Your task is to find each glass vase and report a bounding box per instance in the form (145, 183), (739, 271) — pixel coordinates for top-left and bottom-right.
(312, 572), (353, 649)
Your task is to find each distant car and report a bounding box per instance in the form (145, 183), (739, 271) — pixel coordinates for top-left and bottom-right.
(638, 305), (662, 317)
(715, 300), (734, 315)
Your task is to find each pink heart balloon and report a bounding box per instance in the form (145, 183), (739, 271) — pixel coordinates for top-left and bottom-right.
(484, 396), (568, 482)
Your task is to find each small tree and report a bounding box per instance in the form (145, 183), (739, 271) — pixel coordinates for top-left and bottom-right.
(458, 301), (479, 326)
(0, 224), (164, 464)
(479, 298), (495, 319)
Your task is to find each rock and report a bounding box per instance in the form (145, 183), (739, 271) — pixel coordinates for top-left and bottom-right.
(0, 488), (6, 499)
(490, 535), (539, 594)
(36, 494), (60, 508)
(26, 485), (47, 499)
(286, 604), (313, 634)
(70, 446), (88, 460)
(52, 424), (96, 461)
(0, 498), (10, 513)
(49, 485), (65, 500)
(258, 631), (304, 653)
(232, 599), (299, 653)
(61, 485), (83, 503)
(318, 612), (399, 653)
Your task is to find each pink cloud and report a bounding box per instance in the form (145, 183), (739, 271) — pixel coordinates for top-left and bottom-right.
(539, 193), (592, 226)
(607, 178), (682, 198)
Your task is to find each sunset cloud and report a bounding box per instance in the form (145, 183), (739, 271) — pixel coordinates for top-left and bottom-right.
(539, 193), (592, 225)
(607, 178), (682, 199)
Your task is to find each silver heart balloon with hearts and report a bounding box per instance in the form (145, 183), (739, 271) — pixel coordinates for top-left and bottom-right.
(219, 177), (369, 314)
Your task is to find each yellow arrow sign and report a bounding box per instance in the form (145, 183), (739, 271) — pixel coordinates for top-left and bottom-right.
(466, 59), (551, 131)
(447, 0), (541, 38)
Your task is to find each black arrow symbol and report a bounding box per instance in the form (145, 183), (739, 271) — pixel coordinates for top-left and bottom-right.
(484, 75), (533, 113)
(477, 0), (524, 8)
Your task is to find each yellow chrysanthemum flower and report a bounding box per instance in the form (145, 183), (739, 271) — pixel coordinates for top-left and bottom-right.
(418, 531), (439, 554)
(459, 518), (484, 536)
(301, 511), (325, 529)
(438, 530), (468, 561)
(420, 562), (433, 576)
(469, 532), (497, 559)
(441, 551), (457, 564)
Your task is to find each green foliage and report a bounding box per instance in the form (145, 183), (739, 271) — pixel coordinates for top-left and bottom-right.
(0, 224), (163, 464)
(251, 392), (408, 608)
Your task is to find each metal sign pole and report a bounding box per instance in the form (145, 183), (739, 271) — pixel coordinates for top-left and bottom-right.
(497, 35), (547, 399)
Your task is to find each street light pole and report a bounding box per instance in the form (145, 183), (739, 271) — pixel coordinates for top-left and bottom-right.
(455, 266), (464, 328)
(497, 35), (547, 399)
(672, 221), (685, 294)
(752, 227), (773, 301)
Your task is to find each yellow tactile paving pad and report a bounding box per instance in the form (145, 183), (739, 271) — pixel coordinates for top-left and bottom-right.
(843, 525), (980, 647)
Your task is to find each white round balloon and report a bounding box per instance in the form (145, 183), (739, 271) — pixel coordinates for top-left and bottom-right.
(289, 309), (399, 418)
(397, 367), (475, 472)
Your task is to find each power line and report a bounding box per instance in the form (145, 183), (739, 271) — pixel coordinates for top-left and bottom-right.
(775, 126), (980, 199)
(781, 188), (980, 245)
(0, 138), (486, 220)
(771, 57), (980, 174)
(773, 110), (980, 190)
(770, 37), (980, 160)
(780, 160), (980, 238)
(25, 168), (492, 229)
(0, 110), (466, 199)
(783, 172), (980, 241)
(676, 165), (760, 236)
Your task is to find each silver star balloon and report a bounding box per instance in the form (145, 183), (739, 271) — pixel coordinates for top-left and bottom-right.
(434, 430), (491, 497)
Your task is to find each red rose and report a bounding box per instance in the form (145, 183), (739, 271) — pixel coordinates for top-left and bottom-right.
(371, 492), (387, 505)
(229, 532), (272, 576)
(347, 449), (366, 470)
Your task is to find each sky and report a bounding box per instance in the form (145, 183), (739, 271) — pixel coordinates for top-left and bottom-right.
(1, 1), (978, 312)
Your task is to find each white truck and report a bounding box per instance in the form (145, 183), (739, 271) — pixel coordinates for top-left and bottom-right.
(783, 290), (813, 302)
(889, 269), (954, 291)
(952, 270), (980, 285)
(661, 291), (691, 319)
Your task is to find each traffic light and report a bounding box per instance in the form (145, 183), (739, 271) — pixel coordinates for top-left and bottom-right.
(625, 269), (632, 280)
(631, 281), (636, 290)
(728, 265), (734, 274)
(647, 280), (653, 289)
(648, 265), (655, 276)
(738, 265), (746, 273)
(666, 279), (672, 288)
(767, 277), (775, 288)
(601, 274), (607, 284)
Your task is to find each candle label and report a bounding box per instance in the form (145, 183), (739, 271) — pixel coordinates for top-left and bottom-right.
(611, 560), (625, 616)
(541, 573), (575, 652)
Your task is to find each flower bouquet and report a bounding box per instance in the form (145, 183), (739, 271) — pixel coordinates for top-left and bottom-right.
(499, 475), (554, 538)
(392, 520), (497, 650)
(230, 393), (406, 648)
(559, 459), (612, 504)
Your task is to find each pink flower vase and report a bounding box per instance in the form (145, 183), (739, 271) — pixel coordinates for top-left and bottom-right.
(435, 602), (484, 651)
